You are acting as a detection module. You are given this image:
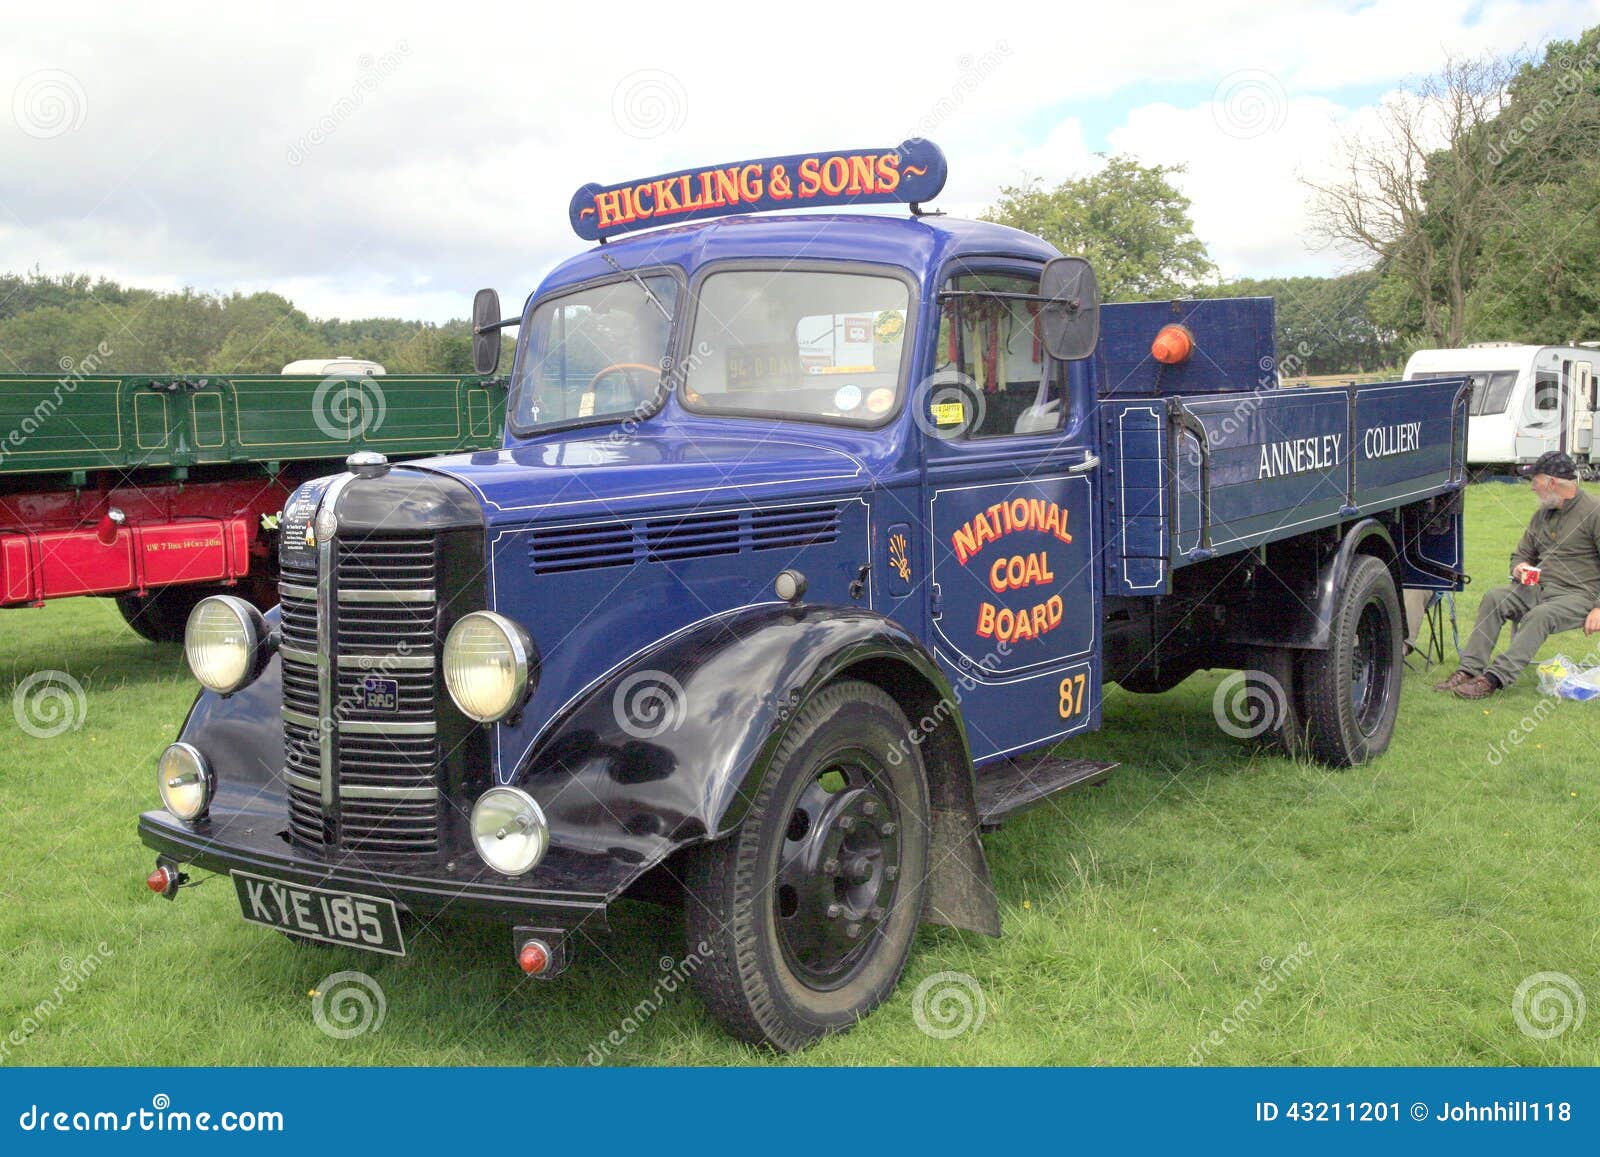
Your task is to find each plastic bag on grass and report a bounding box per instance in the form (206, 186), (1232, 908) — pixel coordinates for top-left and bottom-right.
(1537, 654), (1600, 700)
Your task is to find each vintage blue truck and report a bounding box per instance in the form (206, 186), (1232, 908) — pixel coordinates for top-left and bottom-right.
(139, 141), (1468, 1051)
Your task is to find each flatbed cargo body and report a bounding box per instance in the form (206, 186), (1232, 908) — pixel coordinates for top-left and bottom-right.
(1101, 377), (1469, 595)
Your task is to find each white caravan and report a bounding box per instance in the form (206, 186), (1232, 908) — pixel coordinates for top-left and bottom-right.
(280, 356), (387, 376)
(1403, 343), (1599, 472)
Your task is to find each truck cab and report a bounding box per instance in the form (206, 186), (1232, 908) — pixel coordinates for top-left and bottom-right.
(139, 141), (1467, 1052)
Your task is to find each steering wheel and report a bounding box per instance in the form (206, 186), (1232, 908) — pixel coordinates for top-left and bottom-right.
(587, 362), (663, 409)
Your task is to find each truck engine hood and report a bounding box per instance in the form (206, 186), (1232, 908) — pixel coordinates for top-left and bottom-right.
(409, 427), (868, 524)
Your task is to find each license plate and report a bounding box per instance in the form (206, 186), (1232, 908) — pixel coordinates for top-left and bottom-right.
(232, 871), (406, 956)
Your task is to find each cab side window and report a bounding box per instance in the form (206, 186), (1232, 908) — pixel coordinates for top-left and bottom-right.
(930, 272), (1066, 439)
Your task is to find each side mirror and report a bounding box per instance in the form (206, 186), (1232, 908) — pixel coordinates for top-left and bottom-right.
(472, 288), (503, 375)
(1040, 256), (1100, 362)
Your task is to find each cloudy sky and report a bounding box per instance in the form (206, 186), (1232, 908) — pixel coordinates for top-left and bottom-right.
(2, 0), (1596, 323)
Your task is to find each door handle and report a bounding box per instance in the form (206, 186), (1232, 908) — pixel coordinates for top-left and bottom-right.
(1067, 453), (1101, 475)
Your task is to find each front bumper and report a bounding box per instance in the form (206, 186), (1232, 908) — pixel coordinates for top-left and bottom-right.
(139, 803), (618, 930)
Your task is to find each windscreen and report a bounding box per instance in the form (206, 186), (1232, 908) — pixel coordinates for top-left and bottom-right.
(681, 269), (911, 424)
(510, 274), (678, 431)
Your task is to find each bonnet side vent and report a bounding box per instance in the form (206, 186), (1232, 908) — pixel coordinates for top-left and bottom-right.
(750, 502), (841, 550)
(645, 511), (742, 562)
(529, 520), (638, 574)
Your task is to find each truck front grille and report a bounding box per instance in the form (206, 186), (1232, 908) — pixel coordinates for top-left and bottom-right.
(280, 532), (442, 856)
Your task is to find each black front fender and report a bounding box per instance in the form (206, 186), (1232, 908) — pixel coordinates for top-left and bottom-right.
(514, 603), (974, 869)
(174, 606), (286, 804)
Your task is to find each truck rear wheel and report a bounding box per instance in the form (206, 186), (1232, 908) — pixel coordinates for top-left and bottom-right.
(684, 679), (930, 1052)
(1298, 555), (1403, 767)
(115, 585), (225, 643)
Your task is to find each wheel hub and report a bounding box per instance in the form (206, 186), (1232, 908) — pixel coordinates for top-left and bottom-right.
(775, 782), (902, 986)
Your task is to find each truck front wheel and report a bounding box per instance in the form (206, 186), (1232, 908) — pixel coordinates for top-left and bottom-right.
(684, 679), (930, 1052)
(1298, 554), (1403, 767)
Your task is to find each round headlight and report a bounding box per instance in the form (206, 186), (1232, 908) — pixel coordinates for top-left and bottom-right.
(158, 742), (213, 822)
(184, 595), (267, 695)
(471, 786), (548, 877)
(443, 611), (534, 722)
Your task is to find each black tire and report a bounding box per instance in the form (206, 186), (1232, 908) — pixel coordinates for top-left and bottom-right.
(1298, 555), (1403, 767)
(684, 679), (930, 1052)
(1240, 646), (1307, 757)
(115, 584), (225, 643)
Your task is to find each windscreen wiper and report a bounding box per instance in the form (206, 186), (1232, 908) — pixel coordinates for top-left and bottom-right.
(600, 253), (672, 322)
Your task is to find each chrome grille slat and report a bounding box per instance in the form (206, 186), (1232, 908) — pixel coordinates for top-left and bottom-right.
(280, 524), (442, 855)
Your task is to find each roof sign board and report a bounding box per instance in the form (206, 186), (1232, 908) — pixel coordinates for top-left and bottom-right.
(568, 139), (947, 241)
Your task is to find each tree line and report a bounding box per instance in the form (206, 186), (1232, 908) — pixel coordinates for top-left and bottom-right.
(0, 271), (475, 375)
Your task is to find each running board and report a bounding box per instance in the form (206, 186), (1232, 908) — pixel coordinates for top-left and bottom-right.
(974, 754), (1118, 829)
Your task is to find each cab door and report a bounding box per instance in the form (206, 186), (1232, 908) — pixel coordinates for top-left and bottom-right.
(917, 267), (1100, 763)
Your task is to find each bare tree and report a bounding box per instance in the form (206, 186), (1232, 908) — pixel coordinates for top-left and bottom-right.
(1305, 54), (1522, 348)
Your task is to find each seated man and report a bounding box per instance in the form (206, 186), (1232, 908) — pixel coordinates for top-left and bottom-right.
(1437, 451), (1600, 699)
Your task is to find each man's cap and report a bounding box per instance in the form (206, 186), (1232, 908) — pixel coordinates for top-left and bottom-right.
(1518, 450), (1579, 480)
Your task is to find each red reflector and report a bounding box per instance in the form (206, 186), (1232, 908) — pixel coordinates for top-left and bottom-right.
(517, 940), (550, 975)
(146, 866), (173, 894)
(1151, 324), (1194, 365)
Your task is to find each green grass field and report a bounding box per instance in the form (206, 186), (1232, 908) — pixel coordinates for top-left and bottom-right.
(2, 481), (1596, 1067)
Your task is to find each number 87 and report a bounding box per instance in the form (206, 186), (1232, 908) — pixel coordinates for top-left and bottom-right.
(1057, 672), (1087, 719)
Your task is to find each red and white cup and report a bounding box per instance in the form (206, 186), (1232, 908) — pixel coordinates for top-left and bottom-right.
(1519, 566), (1542, 586)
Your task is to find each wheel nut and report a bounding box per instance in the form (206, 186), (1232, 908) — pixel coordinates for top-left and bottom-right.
(846, 923), (861, 939)
(862, 800), (878, 817)
(880, 822), (896, 836)
(823, 857), (840, 874)
(884, 866), (899, 881)
(868, 906), (885, 921)
(839, 816), (855, 831)
(826, 903), (841, 919)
